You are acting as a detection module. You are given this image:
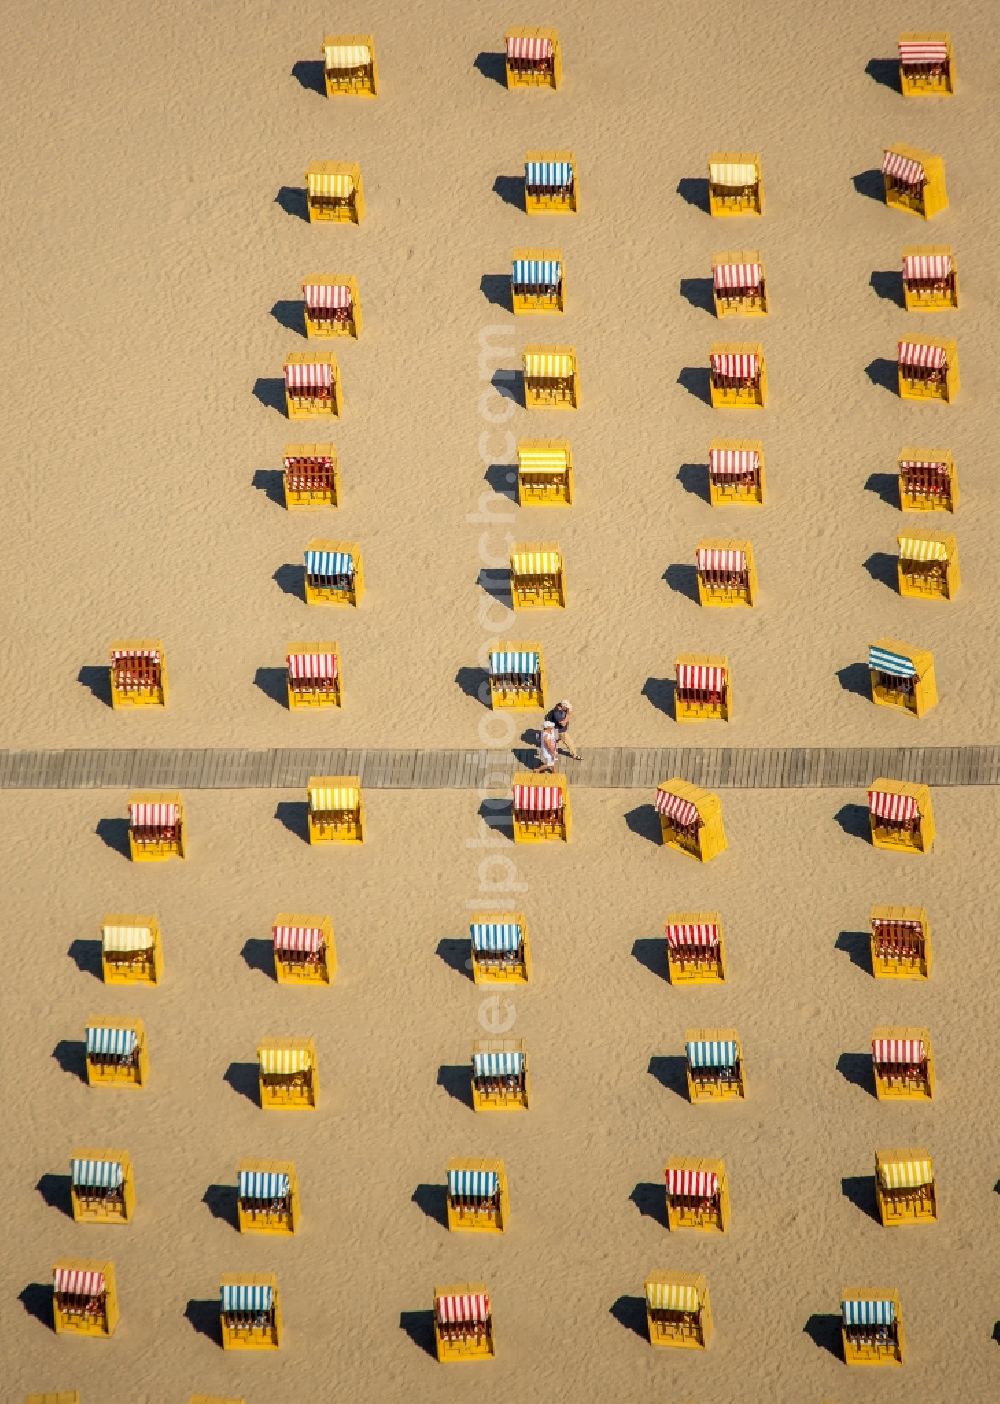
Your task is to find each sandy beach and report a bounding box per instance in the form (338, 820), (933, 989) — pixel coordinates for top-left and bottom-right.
(3, 0), (999, 1399)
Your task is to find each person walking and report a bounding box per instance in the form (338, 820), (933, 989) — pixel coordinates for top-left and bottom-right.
(537, 720), (559, 773)
(545, 699), (580, 760)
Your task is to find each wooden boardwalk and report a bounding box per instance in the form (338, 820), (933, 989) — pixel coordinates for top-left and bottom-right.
(1, 747), (999, 789)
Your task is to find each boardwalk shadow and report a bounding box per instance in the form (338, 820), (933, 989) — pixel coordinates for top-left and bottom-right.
(493, 175), (524, 211)
(484, 461), (519, 501)
(436, 937), (473, 980)
(271, 298), (305, 337)
(677, 461), (710, 502)
(641, 676), (674, 718)
(273, 563), (305, 602)
(52, 1038), (87, 1083)
(78, 664), (112, 708)
(664, 563), (700, 604)
(648, 1055), (688, 1100)
(251, 468), (285, 507)
(400, 1308), (438, 1358)
(837, 1052), (875, 1098)
(630, 1180), (668, 1228)
(870, 270), (904, 307)
(835, 930), (871, 975)
(834, 803), (871, 843)
(275, 800), (310, 844)
(203, 1183), (238, 1229)
(864, 471), (898, 507)
(36, 1172), (73, 1218)
(865, 57), (900, 93)
(610, 1294), (649, 1340)
(224, 1061), (260, 1107)
(477, 568), (513, 611)
(477, 797), (514, 841)
(474, 51), (507, 87)
(253, 377), (288, 415)
(853, 169), (885, 204)
(491, 367), (523, 405)
(68, 938), (103, 980)
(677, 177), (709, 213)
(96, 817), (131, 858)
(481, 274), (511, 312)
(18, 1283), (54, 1331)
(291, 58), (325, 95)
(240, 937), (274, 978)
(679, 277), (715, 314)
(626, 805), (662, 847)
(184, 1298), (221, 1345)
(677, 366), (712, 405)
(436, 1064), (473, 1109)
(865, 358), (898, 394)
(275, 185), (309, 222)
(632, 937), (668, 984)
(803, 1312), (843, 1359)
(863, 552), (898, 592)
(836, 662), (871, 699)
(253, 666), (288, 709)
(455, 666), (492, 708)
(412, 1183), (449, 1228)
(842, 1174), (880, 1223)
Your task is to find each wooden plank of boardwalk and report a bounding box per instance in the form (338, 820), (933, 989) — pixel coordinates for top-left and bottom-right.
(1, 748), (1000, 789)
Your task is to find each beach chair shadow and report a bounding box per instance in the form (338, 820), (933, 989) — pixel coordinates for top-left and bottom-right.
(68, 938), (103, 980)
(400, 1308), (438, 1358)
(491, 367), (523, 405)
(630, 1180), (668, 1228)
(626, 804), (663, 847)
(679, 276), (715, 314)
(632, 937), (669, 983)
(203, 1183), (238, 1229)
(648, 1055), (689, 1100)
(664, 563), (700, 604)
(184, 1297), (222, 1345)
(77, 664), (112, 708)
(641, 676), (675, 718)
(853, 169), (886, 204)
(474, 51), (507, 87)
(412, 1183), (449, 1228)
(493, 174), (524, 211)
(224, 1060), (260, 1106)
(676, 177), (709, 213)
(863, 552), (898, 593)
(476, 796), (514, 842)
(36, 1172), (73, 1218)
(677, 366), (712, 405)
(864, 471), (898, 508)
(837, 1051), (875, 1098)
(291, 58), (325, 95)
(834, 930), (871, 975)
(18, 1282), (54, 1331)
(251, 468), (286, 507)
(240, 937), (274, 978)
(477, 568), (513, 612)
(836, 663), (871, 699)
(484, 462), (519, 501)
(865, 358), (898, 395)
(834, 803), (872, 842)
(253, 666), (289, 709)
(96, 817), (131, 858)
(436, 937), (474, 980)
(993, 1321), (1000, 1346)
(437, 1064), (474, 1109)
(52, 1039), (87, 1083)
(275, 800), (311, 844)
(676, 461), (711, 502)
(480, 273), (511, 312)
(841, 1174), (880, 1223)
(454, 666), (492, 708)
(253, 377), (288, 415)
(865, 57), (900, 93)
(271, 298), (305, 337)
(275, 185), (309, 222)
(870, 270), (904, 307)
(610, 1294), (649, 1340)
(803, 1312), (843, 1359)
(273, 563), (305, 602)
